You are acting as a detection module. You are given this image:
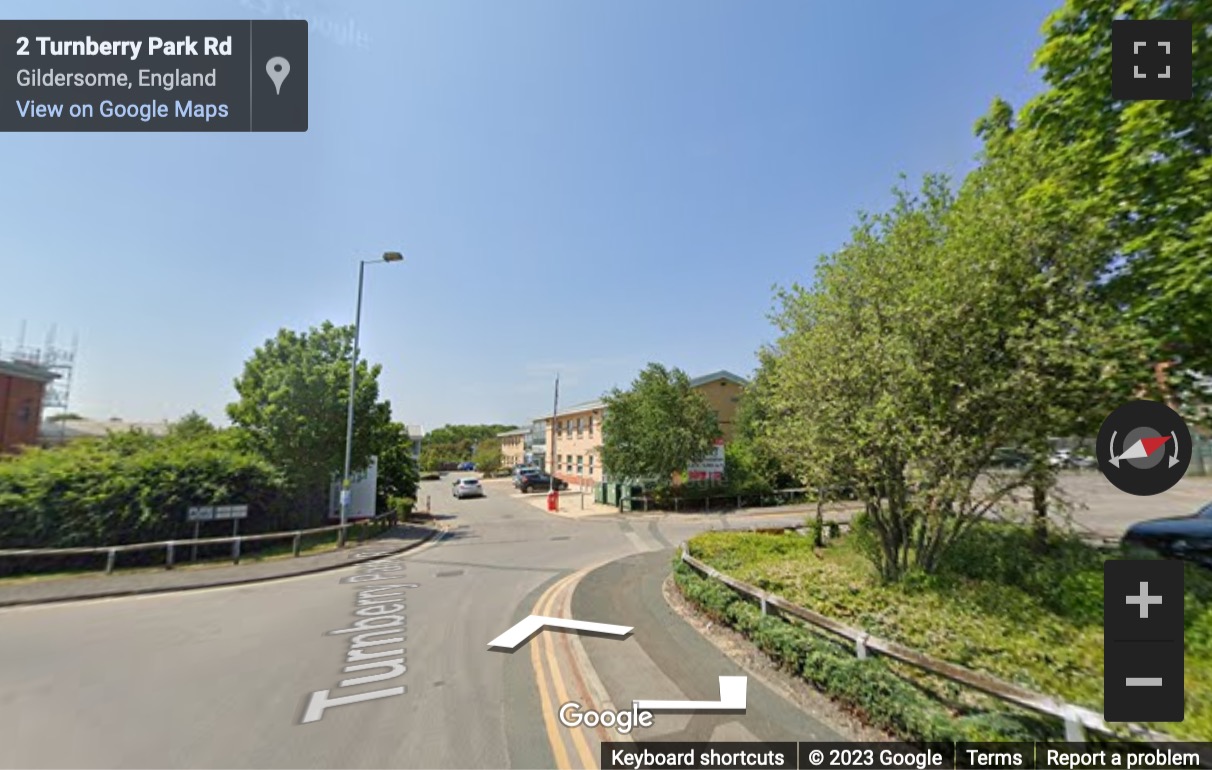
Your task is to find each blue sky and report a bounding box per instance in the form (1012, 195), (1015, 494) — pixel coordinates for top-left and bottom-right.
(1, 0), (1058, 431)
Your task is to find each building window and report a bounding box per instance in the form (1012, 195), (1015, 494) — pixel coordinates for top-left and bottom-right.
(576, 417), (583, 437)
(576, 455), (583, 474)
(588, 456), (595, 476)
(588, 415), (594, 436)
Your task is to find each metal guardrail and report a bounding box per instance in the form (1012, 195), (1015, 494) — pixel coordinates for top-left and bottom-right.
(622, 486), (820, 513)
(0, 517), (395, 575)
(678, 542), (1177, 744)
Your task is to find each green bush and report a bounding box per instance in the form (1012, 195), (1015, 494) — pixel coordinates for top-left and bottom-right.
(0, 429), (283, 551)
(682, 527), (1212, 741)
(674, 561), (1057, 742)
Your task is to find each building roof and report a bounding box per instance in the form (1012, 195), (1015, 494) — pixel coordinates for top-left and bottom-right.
(688, 370), (749, 388)
(0, 359), (59, 384)
(532, 370), (748, 422)
(38, 418), (171, 441)
(536, 400), (605, 422)
(496, 427), (530, 437)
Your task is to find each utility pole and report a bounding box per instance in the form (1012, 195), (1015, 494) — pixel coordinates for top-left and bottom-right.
(549, 374), (559, 493)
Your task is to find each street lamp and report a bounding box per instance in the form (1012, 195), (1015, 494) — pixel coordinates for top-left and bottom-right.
(339, 251), (403, 546)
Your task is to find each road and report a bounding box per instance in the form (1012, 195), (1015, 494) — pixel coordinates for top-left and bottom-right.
(0, 477), (844, 769)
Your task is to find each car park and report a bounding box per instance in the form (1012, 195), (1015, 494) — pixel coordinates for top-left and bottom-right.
(1122, 501), (1212, 569)
(452, 478), (484, 499)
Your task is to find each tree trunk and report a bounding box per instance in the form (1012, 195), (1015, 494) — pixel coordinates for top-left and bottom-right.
(1032, 478), (1048, 552)
(814, 487), (825, 547)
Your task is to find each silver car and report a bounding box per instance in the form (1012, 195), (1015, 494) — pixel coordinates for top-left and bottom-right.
(452, 478), (484, 499)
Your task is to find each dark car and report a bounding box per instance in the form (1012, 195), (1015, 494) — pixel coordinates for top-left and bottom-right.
(988, 447), (1030, 469)
(517, 473), (568, 494)
(1122, 502), (1212, 569)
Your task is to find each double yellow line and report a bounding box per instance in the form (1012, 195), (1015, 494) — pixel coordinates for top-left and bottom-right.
(529, 564), (613, 770)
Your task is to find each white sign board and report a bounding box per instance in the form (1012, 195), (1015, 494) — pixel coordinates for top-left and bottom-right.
(188, 505), (248, 522)
(687, 440), (726, 482)
(330, 456), (378, 520)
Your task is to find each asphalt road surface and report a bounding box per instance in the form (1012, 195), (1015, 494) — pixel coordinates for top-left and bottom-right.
(0, 477), (839, 769)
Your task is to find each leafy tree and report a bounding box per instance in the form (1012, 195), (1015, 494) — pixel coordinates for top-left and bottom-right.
(1013, 0), (1212, 404)
(726, 353), (796, 492)
(472, 441), (503, 475)
(763, 161), (1140, 581)
(425, 424), (517, 447)
(169, 411), (216, 440)
(226, 322), (393, 521)
(419, 441), (471, 471)
(376, 421), (420, 517)
(599, 364), (720, 482)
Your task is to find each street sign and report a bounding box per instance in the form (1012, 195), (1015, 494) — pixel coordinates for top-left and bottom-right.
(186, 506), (215, 522)
(213, 505), (249, 520)
(187, 504), (248, 521)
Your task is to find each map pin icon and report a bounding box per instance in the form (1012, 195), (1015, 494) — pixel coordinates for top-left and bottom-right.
(266, 56), (290, 95)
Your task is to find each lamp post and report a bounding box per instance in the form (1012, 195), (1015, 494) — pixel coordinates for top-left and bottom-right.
(339, 251), (403, 546)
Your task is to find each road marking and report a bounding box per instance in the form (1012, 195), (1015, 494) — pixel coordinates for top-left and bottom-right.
(488, 615), (632, 651)
(530, 572), (578, 770)
(537, 575), (599, 770)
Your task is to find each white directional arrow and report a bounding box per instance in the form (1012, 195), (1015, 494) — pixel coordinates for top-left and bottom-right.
(634, 676), (748, 712)
(1169, 431), (1181, 468)
(487, 615), (633, 651)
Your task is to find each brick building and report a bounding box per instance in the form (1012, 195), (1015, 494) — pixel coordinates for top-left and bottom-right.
(540, 370), (748, 487)
(0, 360), (57, 454)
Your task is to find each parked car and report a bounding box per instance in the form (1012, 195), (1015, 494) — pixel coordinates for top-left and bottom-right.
(513, 468), (543, 488)
(1048, 449), (1073, 467)
(452, 478), (484, 499)
(1122, 501), (1212, 569)
(517, 473), (568, 493)
(989, 447), (1030, 469)
(512, 464), (540, 480)
(457, 462), (476, 471)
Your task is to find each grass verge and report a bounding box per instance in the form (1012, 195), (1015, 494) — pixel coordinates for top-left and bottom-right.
(677, 527), (1212, 742)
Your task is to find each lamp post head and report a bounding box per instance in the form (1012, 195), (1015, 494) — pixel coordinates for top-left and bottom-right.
(382, 251), (404, 263)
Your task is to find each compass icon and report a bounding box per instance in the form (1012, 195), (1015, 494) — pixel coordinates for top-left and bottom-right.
(1097, 400), (1191, 496)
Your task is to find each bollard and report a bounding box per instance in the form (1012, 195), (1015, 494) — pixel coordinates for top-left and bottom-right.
(426, 495), (431, 514)
(166, 542), (175, 570)
(760, 595), (768, 616)
(856, 633), (869, 661)
(292, 532), (302, 557)
(232, 537), (241, 564)
(105, 548), (117, 575)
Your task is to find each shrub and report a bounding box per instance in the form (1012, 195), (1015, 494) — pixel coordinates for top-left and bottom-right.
(0, 429), (283, 550)
(673, 561), (1057, 742)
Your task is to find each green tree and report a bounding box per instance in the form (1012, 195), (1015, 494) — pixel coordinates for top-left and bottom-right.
(472, 441), (503, 475)
(425, 424), (517, 448)
(764, 162), (1139, 581)
(376, 421), (420, 518)
(168, 411), (216, 440)
(226, 322), (393, 521)
(599, 364), (720, 482)
(1014, 0), (1212, 402)
(420, 441), (471, 470)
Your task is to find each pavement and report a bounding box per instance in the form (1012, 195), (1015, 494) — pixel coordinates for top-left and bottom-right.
(0, 478), (838, 769)
(0, 524), (442, 608)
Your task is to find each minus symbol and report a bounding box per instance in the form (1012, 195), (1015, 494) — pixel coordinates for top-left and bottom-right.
(1125, 677), (1163, 687)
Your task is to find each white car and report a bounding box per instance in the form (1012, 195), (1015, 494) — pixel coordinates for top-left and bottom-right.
(452, 478), (484, 499)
